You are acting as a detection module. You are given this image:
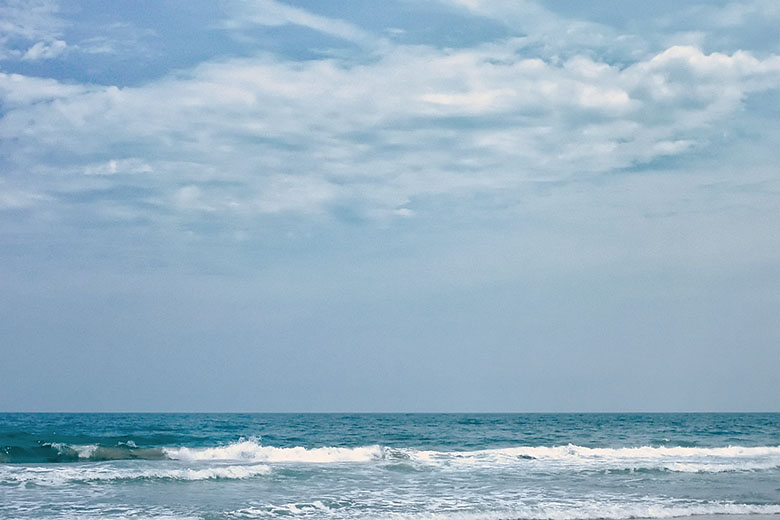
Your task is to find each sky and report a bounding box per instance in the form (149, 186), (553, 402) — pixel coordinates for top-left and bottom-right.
(1, 0), (779, 412)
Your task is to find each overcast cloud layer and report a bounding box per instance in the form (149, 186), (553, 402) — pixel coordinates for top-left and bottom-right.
(1, 0), (779, 412)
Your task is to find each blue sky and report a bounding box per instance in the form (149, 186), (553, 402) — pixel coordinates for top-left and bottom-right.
(1, 0), (779, 412)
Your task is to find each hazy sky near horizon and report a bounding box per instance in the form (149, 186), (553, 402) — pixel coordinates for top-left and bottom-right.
(1, 0), (779, 412)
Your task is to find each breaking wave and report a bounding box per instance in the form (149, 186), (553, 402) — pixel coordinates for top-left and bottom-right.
(407, 444), (780, 473)
(0, 463), (271, 485)
(163, 441), (780, 473)
(163, 440), (384, 463)
(4, 440), (780, 473)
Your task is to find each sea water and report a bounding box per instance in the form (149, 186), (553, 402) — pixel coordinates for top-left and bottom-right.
(1, 413), (779, 519)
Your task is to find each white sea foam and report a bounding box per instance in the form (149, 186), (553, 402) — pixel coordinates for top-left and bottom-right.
(2, 512), (201, 520)
(0, 463), (271, 485)
(163, 440), (384, 463)
(74, 444), (99, 458)
(228, 501), (780, 520)
(398, 503), (780, 520)
(417, 444), (780, 460)
(47, 442), (99, 458)
(405, 444), (780, 472)
(231, 501), (334, 518)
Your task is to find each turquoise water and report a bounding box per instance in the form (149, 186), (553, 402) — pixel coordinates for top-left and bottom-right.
(1, 413), (779, 519)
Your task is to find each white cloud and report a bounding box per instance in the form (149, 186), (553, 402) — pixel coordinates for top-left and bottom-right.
(21, 39), (67, 60)
(421, 89), (513, 110)
(0, 186), (50, 209)
(83, 158), (153, 176)
(0, 72), (93, 105)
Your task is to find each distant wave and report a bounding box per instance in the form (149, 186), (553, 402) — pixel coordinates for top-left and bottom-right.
(0, 463), (271, 485)
(4, 439), (780, 473)
(0, 442), (167, 463)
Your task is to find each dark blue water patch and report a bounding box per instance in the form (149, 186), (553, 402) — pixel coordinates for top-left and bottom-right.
(0, 442), (168, 463)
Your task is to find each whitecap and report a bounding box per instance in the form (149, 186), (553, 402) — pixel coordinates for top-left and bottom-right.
(0, 463), (271, 485)
(163, 439), (383, 463)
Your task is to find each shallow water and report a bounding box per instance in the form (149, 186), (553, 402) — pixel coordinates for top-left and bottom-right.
(2, 413), (779, 519)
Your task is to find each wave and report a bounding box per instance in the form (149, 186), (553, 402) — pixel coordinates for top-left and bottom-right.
(0, 442), (167, 463)
(407, 444), (780, 473)
(165, 440), (780, 473)
(1, 439), (383, 464)
(4, 440), (780, 473)
(0, 463), (271, 485)
(163, 440), (384, 463)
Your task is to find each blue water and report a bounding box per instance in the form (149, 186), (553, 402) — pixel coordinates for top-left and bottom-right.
(2, 413), (780, 520)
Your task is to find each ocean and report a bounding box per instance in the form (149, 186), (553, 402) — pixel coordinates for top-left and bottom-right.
(1, 413), (779, 520)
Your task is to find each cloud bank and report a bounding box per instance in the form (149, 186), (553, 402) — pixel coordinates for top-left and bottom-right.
(0, 0), (778, 231)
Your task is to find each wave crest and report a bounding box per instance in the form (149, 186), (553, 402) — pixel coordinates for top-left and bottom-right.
(5, 440), (780, 473)
(163, 440), (384, 463)
(0, 463), (271, 485)
(407, 444), (780, 472)
(162, 441), (780, 473)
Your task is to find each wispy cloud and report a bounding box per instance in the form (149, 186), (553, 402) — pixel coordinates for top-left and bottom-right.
(21, 38), (67, 60)
(223, 0), (377, 47)
(676, 0), (780, 29)
(436, 0), (646, 61)
(0, 180), (50, 209)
